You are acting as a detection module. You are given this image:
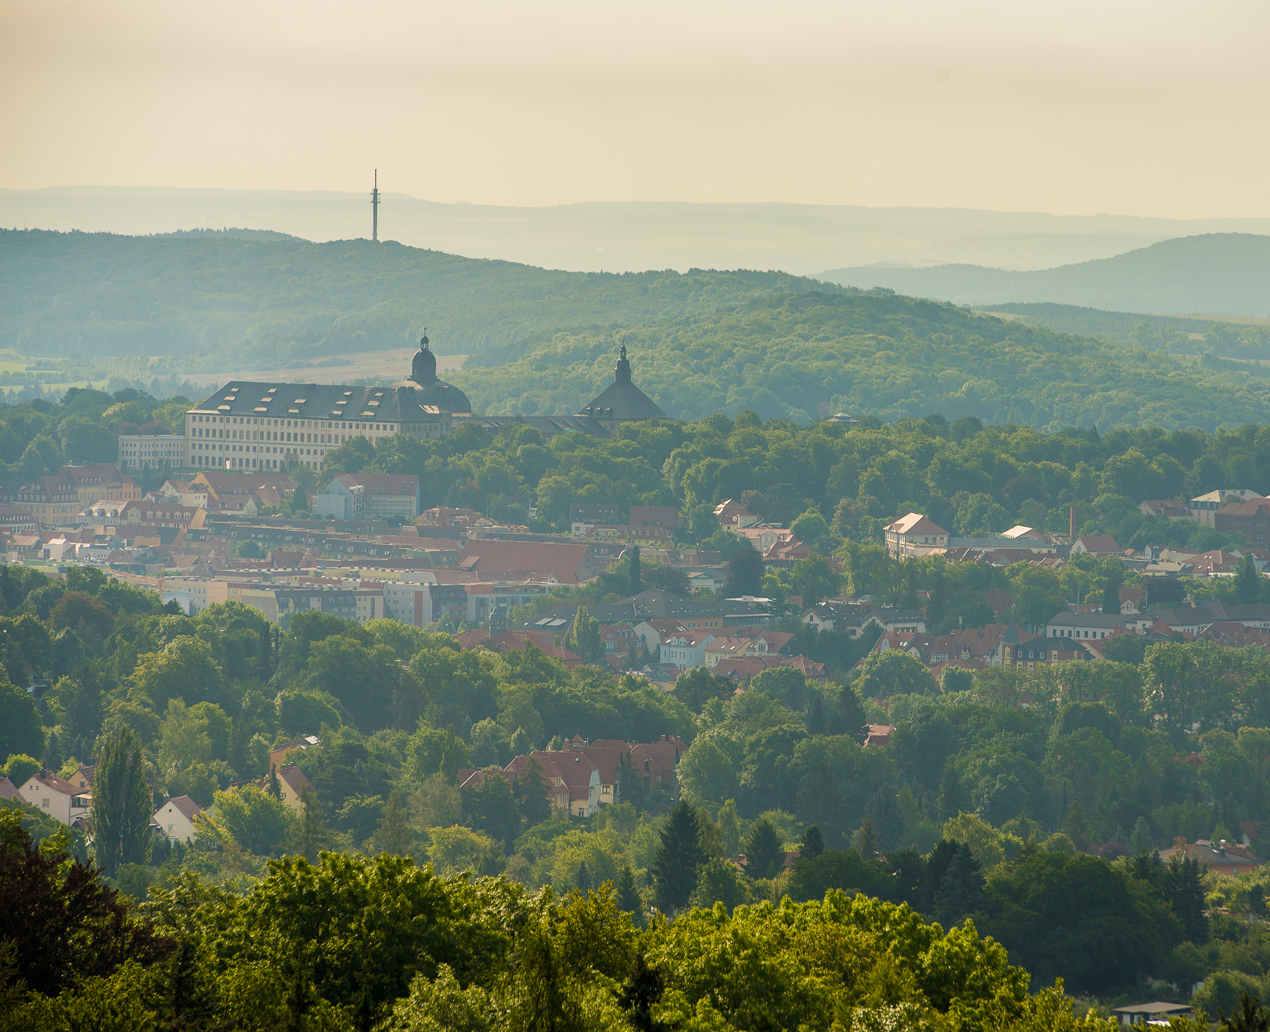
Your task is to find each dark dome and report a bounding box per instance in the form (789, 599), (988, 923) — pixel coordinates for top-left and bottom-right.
(395, 336), (472, 413)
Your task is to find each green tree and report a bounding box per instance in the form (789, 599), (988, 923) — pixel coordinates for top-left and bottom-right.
(790, 555), (842, 607)
(199, 784), (295, 855)
(651, 800), (707, 913)
(0, 677), (43, 763)
(744, 818), (785, 879)
(568, 606), (605, 665)
(289, 786), (334, 861)
(854, 650), (939, 698)
(615, 865), (642, 918)
(672, 666), (733, 712)
(0, 809), (169, 998)
(722, 542), (763, 598)
(375, 789), (416, 857)
(3, 753), (40, 787)
(91, 726), (153, 878)
(1236, 552), (1262, 605)
(515, 755), (553, 826)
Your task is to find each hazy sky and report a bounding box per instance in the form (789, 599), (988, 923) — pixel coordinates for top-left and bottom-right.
(2, 1), (1267, 219)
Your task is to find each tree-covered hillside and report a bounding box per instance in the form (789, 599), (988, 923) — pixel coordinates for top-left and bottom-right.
(0, 229), (845, 360)
(822, 233), (1270, 317)
(456, 290), (1270, 431)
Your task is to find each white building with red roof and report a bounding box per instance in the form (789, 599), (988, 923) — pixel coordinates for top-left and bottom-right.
(17, 770), (91, 826)
(884, 513), (950, 559)
(153, 794), (204, 842)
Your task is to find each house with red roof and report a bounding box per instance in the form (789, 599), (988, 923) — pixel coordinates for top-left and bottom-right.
(153, 795), (204, 842)
(1071, 535), (1120, 557)
(16, 770), (91, 826)
(884, 513), (950, 559)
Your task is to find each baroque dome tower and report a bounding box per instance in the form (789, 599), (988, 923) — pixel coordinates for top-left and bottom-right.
(395, 333), (472, 414)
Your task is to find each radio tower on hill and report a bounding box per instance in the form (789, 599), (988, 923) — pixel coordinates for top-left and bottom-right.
(371, 170), (381, 242)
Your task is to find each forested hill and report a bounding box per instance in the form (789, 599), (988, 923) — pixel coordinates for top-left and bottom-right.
(456, 289), (1270, 432)
(0, 228), (848, 359)
(821, 233), (1270, 317)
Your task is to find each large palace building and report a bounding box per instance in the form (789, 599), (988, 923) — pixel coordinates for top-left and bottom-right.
(180, 337), (666, 474)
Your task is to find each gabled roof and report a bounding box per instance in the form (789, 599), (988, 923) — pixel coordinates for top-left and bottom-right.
(275, 763), (313, 796)
(885, 512), (949, 537)
(0, 776), (19, 800)
(159, 795), (203, 822)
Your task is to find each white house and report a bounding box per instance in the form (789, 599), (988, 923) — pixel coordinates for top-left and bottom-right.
(655, 628), (717, 669)
(884, 513), (950, 559)
(153, 794), (203, 842)
(18, 770), (91, 826)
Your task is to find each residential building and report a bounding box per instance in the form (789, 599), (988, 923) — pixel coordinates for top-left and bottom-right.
(118, 434), (186, 471)
(314, 473), (421, 521)
(17, 770), (91, 825)
(1139, 499), (1190, 521)
(12, 475), (81, 527)
(271, 763), (313, 812)
(1190, 489), (1265, 527)
(652, 627), (717, 669)
(714, 498), (761, 531)
(0, 503), (37, 532)
(270, 735), (320, 769)
(1158, 839), (1259, 878)
(1216, 497), (1270, 548)
(628, 506), (679, 530)
(1070, 535), (1120, 556)
(570, 503), (619, 536)
(884, 512), (950, 559)
(1045, 611), (1134, 640)
(153, 795), (203, 842)
(1111, 1003), (1193, 1026)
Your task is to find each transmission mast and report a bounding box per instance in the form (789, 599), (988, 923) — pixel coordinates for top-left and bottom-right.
(371, 169), (381, 242)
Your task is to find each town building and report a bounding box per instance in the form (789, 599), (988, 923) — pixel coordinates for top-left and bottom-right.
(883, 513), (950, 559)
(1215, 497), (1270, 548)
(573, 344), (668, 434)
(17, 770), (91, 826)
(315, 473), (421, 521)
(182, 336), (468, 473)
(153, 795), (203, 842)
(1189, 488), (1265, 527)
(118, 433), (186, 471)
(1138, 499), (1190, 521)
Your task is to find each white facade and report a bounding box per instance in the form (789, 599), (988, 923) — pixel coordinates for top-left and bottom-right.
(118, 434), (186, 472)
(1190, 489), (1266, 527)
(18, 772), (90, 826)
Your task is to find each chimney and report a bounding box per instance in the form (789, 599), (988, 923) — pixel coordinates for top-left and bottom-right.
(1069, 505), (1076, 540)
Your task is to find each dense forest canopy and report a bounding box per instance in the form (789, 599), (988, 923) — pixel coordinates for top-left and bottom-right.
(0, 228), (846, 360)
(454, 291), (1270, 430)
(5, 230), (1270, 431)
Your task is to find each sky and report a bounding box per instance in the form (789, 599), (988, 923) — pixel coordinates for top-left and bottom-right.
(2, 1), (1268, 220)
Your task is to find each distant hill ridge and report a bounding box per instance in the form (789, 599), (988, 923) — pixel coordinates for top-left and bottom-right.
(0, 228), (850, 361)
(822, 233), (1270, 317)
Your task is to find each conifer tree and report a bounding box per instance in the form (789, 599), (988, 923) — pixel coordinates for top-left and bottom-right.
(42, 727), (63, 772)
(615, 865), (642, 917)
(744, 818), (785, 879)
(652, 800), (707, 912)
(374, 789), (414, 857)
(853, 816), (880, 861)
(935, 843), (984, 927)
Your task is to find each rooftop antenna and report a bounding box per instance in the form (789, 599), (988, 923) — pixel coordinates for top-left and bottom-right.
(371, 170), (381, 243)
